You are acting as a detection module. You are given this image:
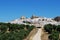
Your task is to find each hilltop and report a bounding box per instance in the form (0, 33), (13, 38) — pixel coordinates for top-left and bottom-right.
(9, 15), (60, 27)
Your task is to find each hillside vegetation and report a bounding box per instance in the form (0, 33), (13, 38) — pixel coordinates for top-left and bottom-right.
(44, 24), (60, 40)
(0, 22), (35, 40)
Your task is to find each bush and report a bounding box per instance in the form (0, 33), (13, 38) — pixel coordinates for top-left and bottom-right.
(48, 31), (59, 40)
(0, 22), (35, 40)
(44, 24), (53, 34)
(57, 25), (60, 32)
(44, 24), (60, 40)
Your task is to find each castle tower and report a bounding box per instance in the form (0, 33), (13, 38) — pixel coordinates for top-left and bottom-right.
(31, 14), (39, 19)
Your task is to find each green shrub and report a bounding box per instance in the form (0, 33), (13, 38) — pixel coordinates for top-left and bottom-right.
(48, 31), (59, 40)
(0, 22), (35, 40)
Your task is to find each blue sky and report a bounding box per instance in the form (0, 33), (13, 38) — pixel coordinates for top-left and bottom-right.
(0, 0), (60, 22)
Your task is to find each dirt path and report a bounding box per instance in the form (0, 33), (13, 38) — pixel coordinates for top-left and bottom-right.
(24, 28), (38, 40)
(41, 29), (49, 40)
(32, 28), (42, 40)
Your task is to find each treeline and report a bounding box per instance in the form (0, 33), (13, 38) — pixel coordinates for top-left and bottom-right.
(44, 24), (60, 40)
(0, 22), (35, 40)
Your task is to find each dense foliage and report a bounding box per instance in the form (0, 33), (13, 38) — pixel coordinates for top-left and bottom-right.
(48, 31), (59, 40)
(0, 22), (35, 40)
(44, 24), (60, 40)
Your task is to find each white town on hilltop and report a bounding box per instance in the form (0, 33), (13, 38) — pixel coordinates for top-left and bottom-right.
(9, 15), (60, 28)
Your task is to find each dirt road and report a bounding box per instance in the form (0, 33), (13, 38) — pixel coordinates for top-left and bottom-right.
(32, 28), (42, 40)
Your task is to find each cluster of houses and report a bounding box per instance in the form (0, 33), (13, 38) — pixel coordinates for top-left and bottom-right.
(10, 15), (60, 28)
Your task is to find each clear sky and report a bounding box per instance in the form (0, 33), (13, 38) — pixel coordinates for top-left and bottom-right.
(0, 0), (60, 22)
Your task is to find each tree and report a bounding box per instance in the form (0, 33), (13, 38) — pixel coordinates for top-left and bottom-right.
(52, 25), (57, 31)
(0, 22), (35, 40)
(48, 31), (59, 40)
(44, 24), (53, 34)
(0, 25), (8, 32)
(57, 25), (60, 32)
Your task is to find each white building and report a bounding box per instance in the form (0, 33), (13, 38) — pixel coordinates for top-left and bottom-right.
(9, 15), (60, 27)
